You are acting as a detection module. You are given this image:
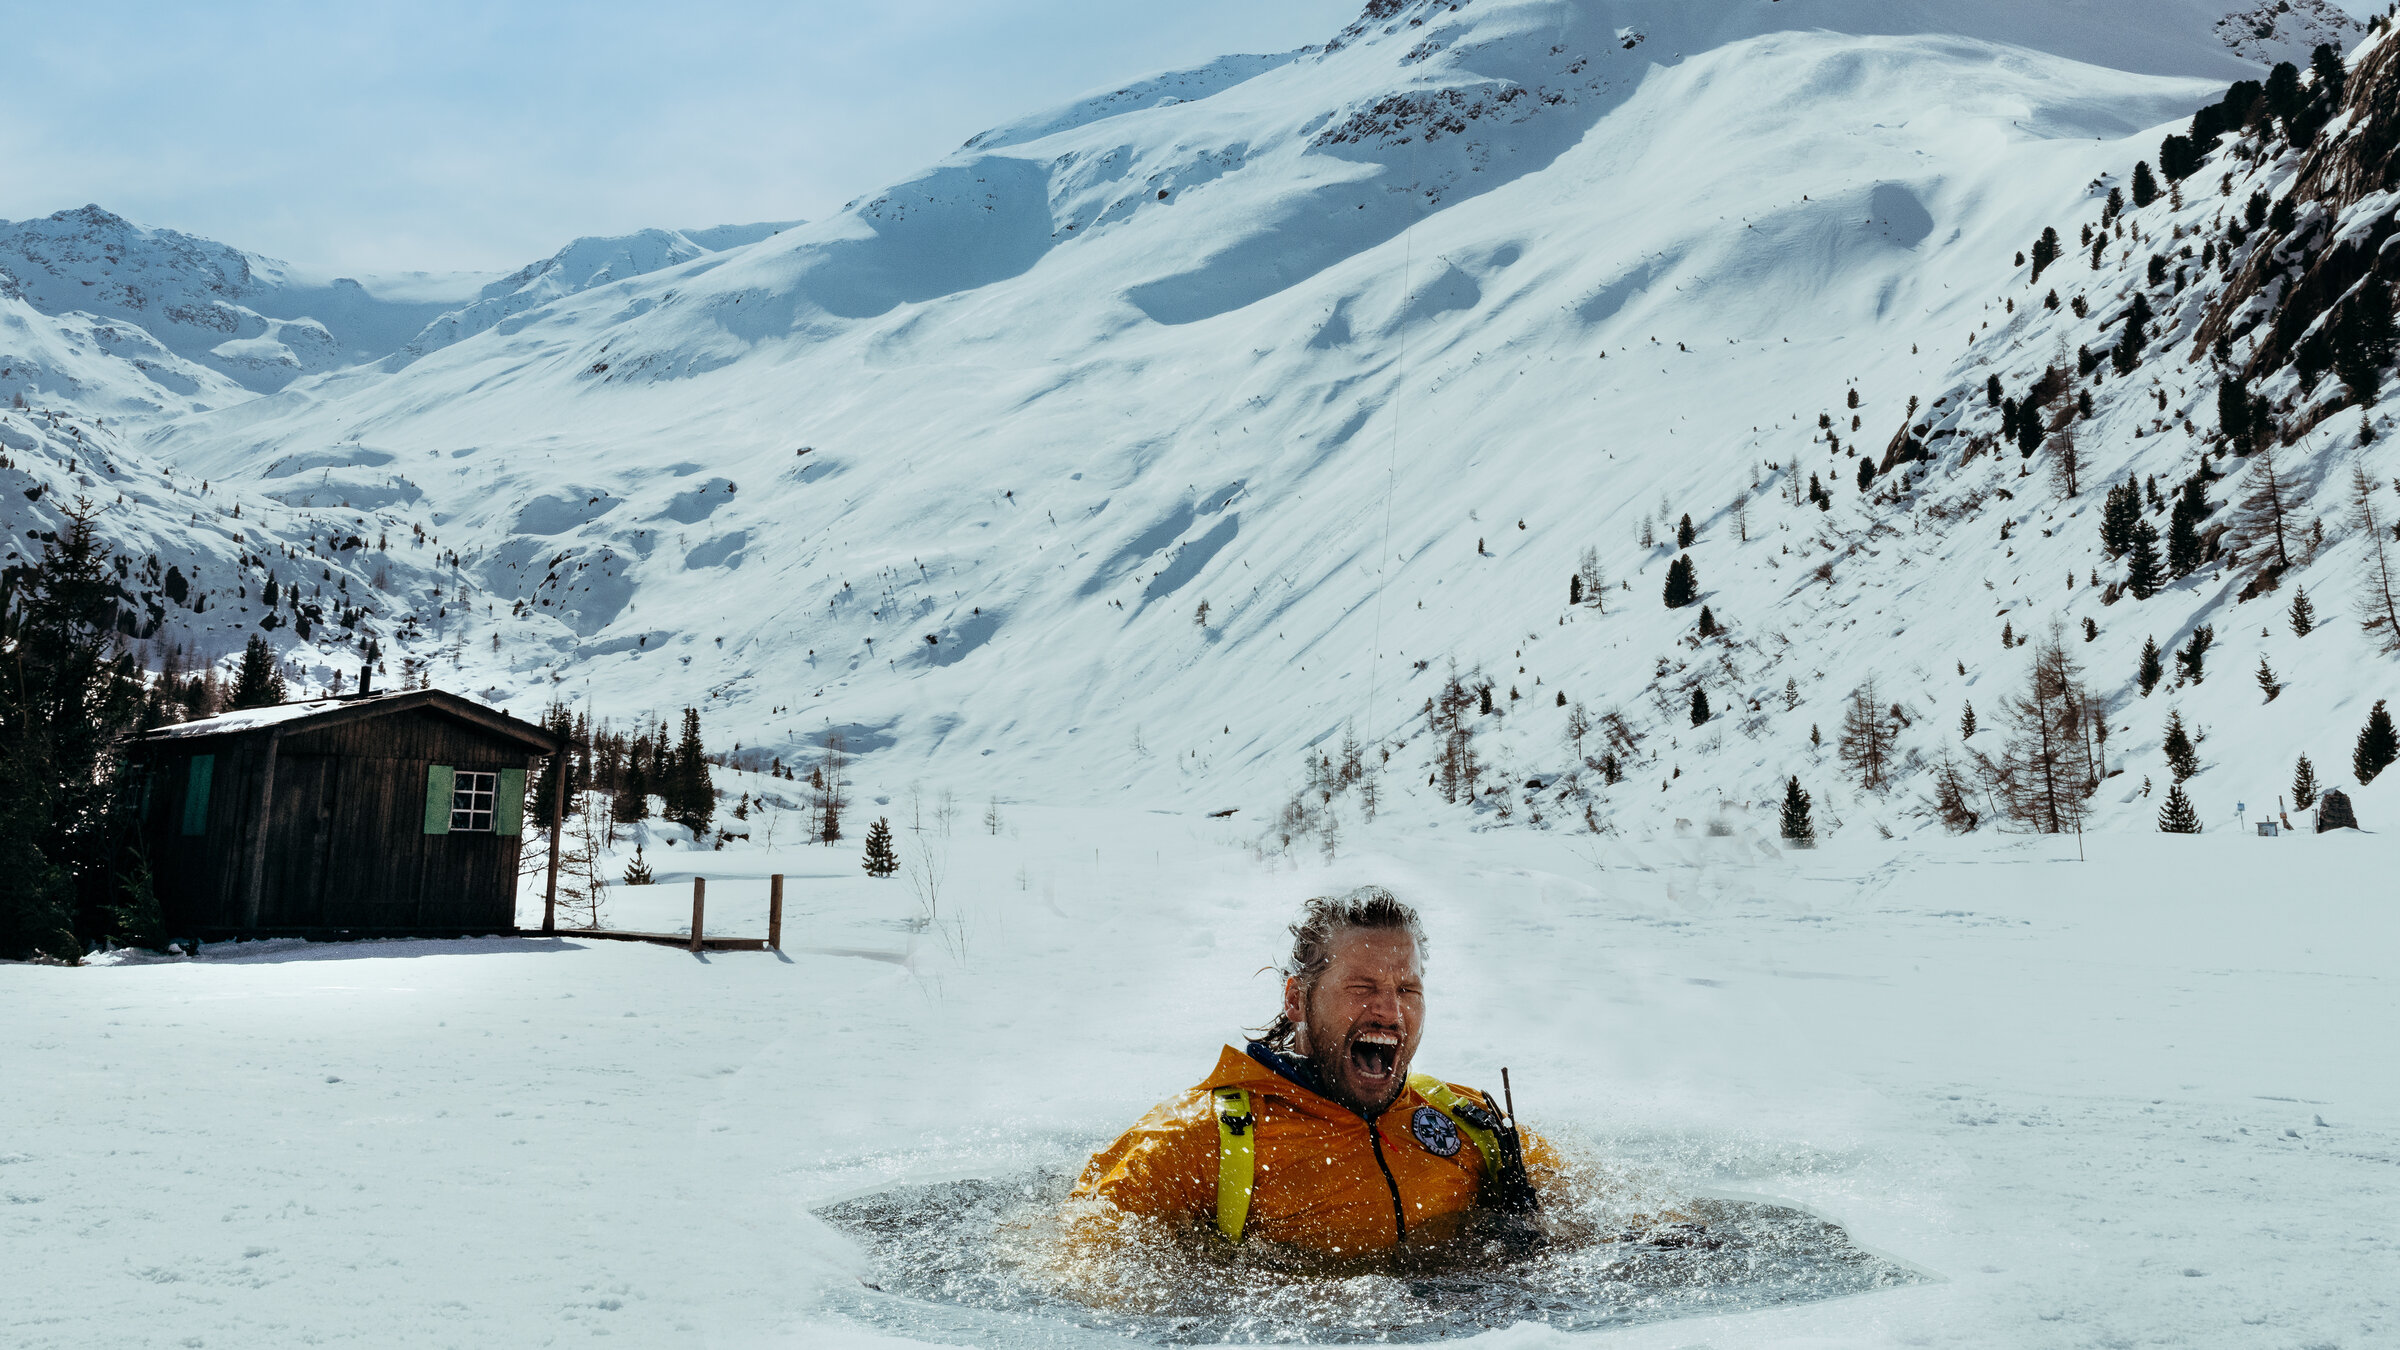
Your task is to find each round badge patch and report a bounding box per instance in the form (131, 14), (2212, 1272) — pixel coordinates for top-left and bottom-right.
(1411, 1105), (1463, 1157)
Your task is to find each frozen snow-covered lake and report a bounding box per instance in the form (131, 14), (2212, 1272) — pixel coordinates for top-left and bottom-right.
(7, 807), (2393, 1348)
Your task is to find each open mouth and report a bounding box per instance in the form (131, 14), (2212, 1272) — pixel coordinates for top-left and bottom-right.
(1347, 1030), (1401, 1082)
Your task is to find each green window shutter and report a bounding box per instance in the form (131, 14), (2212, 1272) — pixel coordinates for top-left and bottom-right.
(496, 767), (526, 837)
(423, 764), (455, 835)
(180, 754), (214, 836)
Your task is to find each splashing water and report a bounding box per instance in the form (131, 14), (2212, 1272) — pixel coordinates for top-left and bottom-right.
(815, 1167), (1922, 1344)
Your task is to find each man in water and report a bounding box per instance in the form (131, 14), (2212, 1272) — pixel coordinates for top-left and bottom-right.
(1072, 886), (1557, 1252)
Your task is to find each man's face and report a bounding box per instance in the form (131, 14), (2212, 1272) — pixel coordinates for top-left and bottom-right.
(1286, 928), (1425, 1117)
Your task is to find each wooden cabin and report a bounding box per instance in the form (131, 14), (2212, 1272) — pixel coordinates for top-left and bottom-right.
(133, 689), (564, 939)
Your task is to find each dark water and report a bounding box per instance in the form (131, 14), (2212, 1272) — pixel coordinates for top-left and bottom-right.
(814, 1168), (1922, 1345)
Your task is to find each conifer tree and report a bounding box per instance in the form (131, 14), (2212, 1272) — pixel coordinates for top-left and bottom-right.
(2131, 160), (2159, 207)
(1838, 678), (1897, 791)
(1856, 457), (1875, 492)
(613, 753), (650, 823)
(2127, 520), (2165, 599)
(1676, 513), (1696, 549)
(2138, 635), (2164, 696)
(2292, 754), (2319, 809)
(862, 816), (899, 877)
(1987, 632), (2099, 832)
(2233, 445), (2298, 570)
(2167, 485), (2206, 578)
(0, 497), (148, 959)
(2356, 700), (2398, 784)
(1929, 750), (1981, 832)
(228, 634), (286, 710)
(1696, 605), (1719, 637)
(2290, 585), (2315, 636)
(622, 844), (654, 885)
(665, 707), (713, 836)
(2163, 708), (2200, 781)
(2265, 60), (2305, 123)
(2256, 657), (2282, 702)
(1960, 700), (1977, 738)
(2030, 226), (2060, 279)
(2217, 376), (2254, 453)
(1689, 687), (1710, 726)
(2311, 42), (2347, 104)
(2157, 782), (2201, 833)
(2334, 276), (2396, 403)
(1569, 574), (1582, 606)
(1662, 554), (1697, 609)
(1779, 775), (1814, 845)
(2101, 476), (2141, 556)
(2270, 194), (2297, 235)
(2174, 625), (2214, 686)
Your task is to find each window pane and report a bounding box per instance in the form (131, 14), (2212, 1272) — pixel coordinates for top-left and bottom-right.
(449, 772), (499, 833)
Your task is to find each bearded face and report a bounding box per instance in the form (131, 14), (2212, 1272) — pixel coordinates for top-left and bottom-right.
(1286, 928), (1425, 1117)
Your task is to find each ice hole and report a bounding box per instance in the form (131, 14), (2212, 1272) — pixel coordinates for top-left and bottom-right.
(815, 1168), (1923, 1344)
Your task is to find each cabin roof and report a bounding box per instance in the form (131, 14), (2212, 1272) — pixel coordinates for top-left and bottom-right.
(138, 688), (561, 753)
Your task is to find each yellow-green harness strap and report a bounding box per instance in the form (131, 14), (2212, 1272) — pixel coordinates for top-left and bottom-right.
(1408, 1074), (1505, 1182)
(1211, 1087), (1255, 1241)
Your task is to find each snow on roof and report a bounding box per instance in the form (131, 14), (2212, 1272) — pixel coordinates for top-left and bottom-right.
(140, 694), (396, 740)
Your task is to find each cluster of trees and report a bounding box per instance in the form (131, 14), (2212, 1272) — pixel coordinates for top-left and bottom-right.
(534, 705), (718, 838)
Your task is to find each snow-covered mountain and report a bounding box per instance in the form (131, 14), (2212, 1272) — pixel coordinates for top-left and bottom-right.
(0, 211), (802, 679)
(393, 222), (802, 364)
(19, 0), (2400, 838)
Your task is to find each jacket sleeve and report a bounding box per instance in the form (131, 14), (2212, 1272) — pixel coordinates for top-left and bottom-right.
(1070, 1092), (1218, 1224)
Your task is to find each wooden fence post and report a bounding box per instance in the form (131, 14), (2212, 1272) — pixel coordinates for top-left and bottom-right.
(769, 874), (784, 950)
(542, 748), (566, 935)
(690, 877), (705, 954)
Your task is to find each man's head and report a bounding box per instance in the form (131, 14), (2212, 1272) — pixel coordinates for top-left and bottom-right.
(1262, 887), (1427, 1118)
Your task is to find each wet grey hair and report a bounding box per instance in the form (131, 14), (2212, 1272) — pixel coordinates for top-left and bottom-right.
(1253, 886), (1428, 1053)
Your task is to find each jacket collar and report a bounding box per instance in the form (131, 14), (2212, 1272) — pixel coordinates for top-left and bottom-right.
(1201, 1042), (1415, 1123)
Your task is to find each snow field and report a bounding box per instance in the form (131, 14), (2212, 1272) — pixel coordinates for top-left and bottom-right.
(10, 801), (2394, 1348)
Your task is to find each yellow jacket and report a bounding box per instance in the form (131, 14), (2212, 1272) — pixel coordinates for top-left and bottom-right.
(1073, 1045), (1557, 1253)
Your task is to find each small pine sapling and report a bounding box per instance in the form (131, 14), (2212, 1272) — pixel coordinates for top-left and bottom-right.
(2289, 585), (2315, 638)
(1960, 701), (1977, 739)
(1689, 688), (1711, 726)
(622, 845), (655, 886)
(2138, 635), (2165, 695)
(862, 816), (900, 877)
(2292, 754), (2320, 809)
(1779, 775), (1815, 845)
(2156, 782), (2202, 833)
(2256, 657), (2282, 702)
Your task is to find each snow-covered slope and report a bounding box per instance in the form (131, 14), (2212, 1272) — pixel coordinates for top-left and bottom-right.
(393, 222), (803, 364)
(71, 0), (2400, 839)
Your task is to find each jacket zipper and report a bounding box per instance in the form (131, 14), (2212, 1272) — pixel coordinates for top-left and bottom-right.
(1366, 1121), (1407, 1243)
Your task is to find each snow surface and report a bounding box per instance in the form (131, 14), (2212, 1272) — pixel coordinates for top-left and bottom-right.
(9, 801), (2394, 1347)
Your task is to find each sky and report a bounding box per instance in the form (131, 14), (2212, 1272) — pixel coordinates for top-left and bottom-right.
(0, 1), (1358, 276)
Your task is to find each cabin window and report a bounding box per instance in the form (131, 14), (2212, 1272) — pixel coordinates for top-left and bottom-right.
(449, 770), (498, 833)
